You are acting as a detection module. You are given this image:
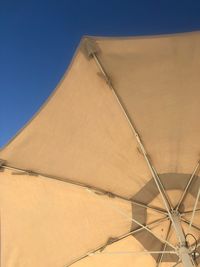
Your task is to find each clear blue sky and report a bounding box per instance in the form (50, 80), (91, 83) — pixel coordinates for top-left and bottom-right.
(1, 0), (200, 147)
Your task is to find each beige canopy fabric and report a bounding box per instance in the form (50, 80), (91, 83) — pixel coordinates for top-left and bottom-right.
(1, 31), (200, 267)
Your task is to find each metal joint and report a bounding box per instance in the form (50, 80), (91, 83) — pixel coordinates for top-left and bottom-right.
(25, 170), (38, 176)
(0, 159), (6, 171)
(105, 191), (115, 198)
(99, 237), (116, 252)
(96, 190), (115, 198)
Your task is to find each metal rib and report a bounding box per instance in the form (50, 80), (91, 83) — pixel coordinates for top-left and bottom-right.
(157, 221), (172, 267)
(106, 204), (174, 249)
(101, 250), (176, 255)
(152, 166), (173, 210)
(92, 52), (173, 211)
(190, 256), (197, 267)
(181, 209), (200, 216)
(91, 52), (182, 238)
(181, 217), (200, 232)
(189, 186), (200, 231)
(176, 162), (200, 211)
(65, 216), (170, 267)
(2, 164), (167, 215)
(130, 199), (167, 215)
(172, 261), (181, 267)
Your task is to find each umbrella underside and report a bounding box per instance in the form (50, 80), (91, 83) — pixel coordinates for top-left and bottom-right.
(1, 31), (200, 267)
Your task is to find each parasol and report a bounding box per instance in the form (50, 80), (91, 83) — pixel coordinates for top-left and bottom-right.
(1, 31), (200, 267)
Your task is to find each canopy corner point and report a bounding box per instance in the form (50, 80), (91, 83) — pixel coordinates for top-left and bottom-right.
(80, 37), (100, 59)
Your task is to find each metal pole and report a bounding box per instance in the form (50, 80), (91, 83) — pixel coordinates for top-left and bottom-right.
(171, 211), (194, 267)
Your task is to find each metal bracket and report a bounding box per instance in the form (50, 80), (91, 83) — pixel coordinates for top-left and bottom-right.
(80, 38), (100, 59)
(0, 159), (6, 171)
(99, 237), (116, 252)
(12, 169), (38, 176)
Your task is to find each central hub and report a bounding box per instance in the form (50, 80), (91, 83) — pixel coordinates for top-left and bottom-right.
(171, 209), (180, 217)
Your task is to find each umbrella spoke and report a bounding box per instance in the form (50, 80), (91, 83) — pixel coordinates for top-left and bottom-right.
(2, 164), (167, 215)
(64, 217), (171, 267)
(191, 256), (198, 267)
(92, 53), (176, 217)
(176, 162), (200, 211)
(157, 221), (172, 267)
(130, 200), (167, 215)
(181, 217), (200, 232)
(188, 186), (200, 232)
(181, 208), (200, 216)
(172, 260), (181, 267)
(104, 202), (175, 249)
(91, 52), (173, 215)
(100, 250), (176, 255)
